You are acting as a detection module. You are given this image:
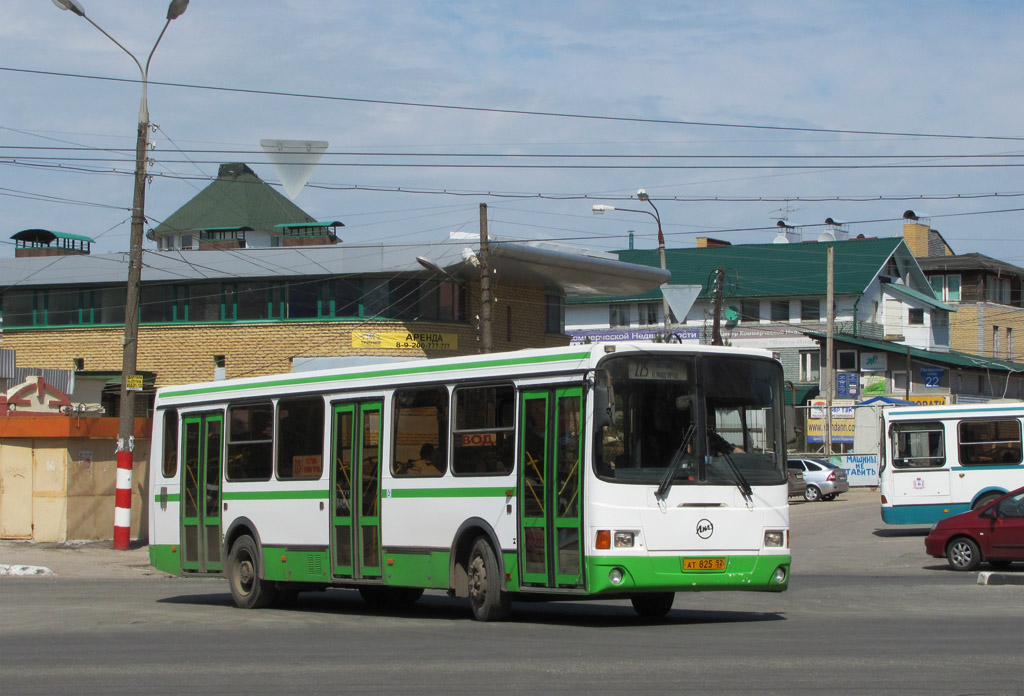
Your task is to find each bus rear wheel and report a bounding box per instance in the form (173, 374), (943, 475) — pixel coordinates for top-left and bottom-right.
(227, 535), (277, 609)
(631, 592), (675, 618)
(972, 493), (1001, 510)
(467, 538), (510, 622)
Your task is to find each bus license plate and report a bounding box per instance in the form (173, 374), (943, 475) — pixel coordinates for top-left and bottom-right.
(683, 557), (726, 571)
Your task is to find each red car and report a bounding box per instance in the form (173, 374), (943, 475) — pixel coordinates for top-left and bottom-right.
(925, 486), (1024, 571)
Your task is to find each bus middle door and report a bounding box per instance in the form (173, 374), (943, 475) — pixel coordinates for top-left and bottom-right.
(331, 401), (383, 580)
(518, 387), (584, 590)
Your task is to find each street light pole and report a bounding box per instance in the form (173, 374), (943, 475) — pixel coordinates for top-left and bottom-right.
(54, 0), (189, 550)
(593, 190), (672, 331)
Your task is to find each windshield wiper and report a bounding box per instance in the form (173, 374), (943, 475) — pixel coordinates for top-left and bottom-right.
(655, 423), (697, 500)
(718, 447), (754, 504)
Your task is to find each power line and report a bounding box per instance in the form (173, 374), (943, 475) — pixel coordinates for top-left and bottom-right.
(5, 65), (1024, 142)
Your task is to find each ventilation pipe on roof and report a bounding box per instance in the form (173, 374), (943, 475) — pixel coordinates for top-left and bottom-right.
(819, 218), (849, 243)
(772, 220), (801, 244)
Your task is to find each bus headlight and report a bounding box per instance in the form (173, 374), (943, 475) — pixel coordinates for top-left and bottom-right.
(764, 530), (785, 548)
(773, 566), (787, 584)
(609, 568), (624, 585)
(614, 532), (635, 548)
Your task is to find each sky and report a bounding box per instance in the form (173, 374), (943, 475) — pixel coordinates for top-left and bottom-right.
(2, 1), (1024, 266)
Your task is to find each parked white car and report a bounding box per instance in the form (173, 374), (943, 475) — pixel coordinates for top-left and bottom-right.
(787, 458), (850, 502)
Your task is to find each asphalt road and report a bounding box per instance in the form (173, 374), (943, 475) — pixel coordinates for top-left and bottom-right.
(2, 489), (1022, 695)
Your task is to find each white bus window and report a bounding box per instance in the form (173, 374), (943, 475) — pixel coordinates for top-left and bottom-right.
(161, 408), (178, 478)
(227, 402), (274, 480)
(393, 387), (448, 477)
(959, 420), (1022, 466)
(277, 397), (325, 479)
(452, 384), (515, 475)
(891, 422), (945, 468)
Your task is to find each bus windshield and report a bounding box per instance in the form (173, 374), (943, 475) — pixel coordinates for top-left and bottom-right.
(594, 353), (785, 487)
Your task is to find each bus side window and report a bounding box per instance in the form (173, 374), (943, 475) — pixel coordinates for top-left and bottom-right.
(393, 386), (448, 477)
(892, 422), (945, 468)
(452, 384), (515, 476)
(959, 420), (1023, 466)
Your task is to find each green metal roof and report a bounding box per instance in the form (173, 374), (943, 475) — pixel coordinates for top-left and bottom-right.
(883, 282), (955, 312)
(806, 332), (1024, 372)
(573, 237), (904, 304)
(274, 221), (344, 229)
(11, 229), (95, 244)
(152, 163), (315, 235)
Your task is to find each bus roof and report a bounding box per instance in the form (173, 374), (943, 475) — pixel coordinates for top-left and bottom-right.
(884, 401), (1024, 422)
(155, 342), (776, 405)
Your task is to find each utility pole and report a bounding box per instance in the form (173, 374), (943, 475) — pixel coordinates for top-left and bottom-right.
(54, 0), (190, 550)
(479, 203), (492, 354)
(711, 267), (725, 346)
(825, 246), (835, 457)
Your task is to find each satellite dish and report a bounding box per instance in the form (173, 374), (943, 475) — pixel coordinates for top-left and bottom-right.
(260, 139), (328, 200)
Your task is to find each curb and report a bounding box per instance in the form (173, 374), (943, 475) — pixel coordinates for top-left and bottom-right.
(977, 571), (1024, 586)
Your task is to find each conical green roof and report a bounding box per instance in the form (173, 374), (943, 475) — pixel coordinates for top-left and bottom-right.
(152, 163), (315, 235)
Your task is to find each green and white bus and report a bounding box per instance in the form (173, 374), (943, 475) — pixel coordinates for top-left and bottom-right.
(149, 342), (790, 620)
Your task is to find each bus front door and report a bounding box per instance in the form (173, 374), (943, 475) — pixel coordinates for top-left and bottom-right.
(331, 402), (383, 580)
(181, 412), (224, 574)
(519, 387), (584, 589)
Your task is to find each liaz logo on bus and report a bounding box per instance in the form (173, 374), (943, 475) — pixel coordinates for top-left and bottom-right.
(696, 519), (714, 539)
(461, 433), (497, 447)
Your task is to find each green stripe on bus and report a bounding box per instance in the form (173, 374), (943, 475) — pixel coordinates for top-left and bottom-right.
(162, 351), (591, 398)
(386, 487), (514, 498)
(222, 490), (329, 501)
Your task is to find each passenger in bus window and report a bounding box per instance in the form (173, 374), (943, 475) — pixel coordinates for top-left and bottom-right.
(406, 443), (442, 475)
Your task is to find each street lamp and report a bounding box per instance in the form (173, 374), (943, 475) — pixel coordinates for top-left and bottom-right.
(592, 189), (671, 330)
(54, 0), (189, 550)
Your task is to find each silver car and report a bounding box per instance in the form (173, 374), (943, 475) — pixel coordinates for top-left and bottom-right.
(787, 458), (850, 502)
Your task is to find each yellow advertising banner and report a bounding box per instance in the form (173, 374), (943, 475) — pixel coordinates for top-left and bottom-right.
(908, 395), (948, 406)
(351, 331), (458, 351)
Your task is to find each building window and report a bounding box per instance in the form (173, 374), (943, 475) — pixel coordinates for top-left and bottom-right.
(545, 295), (564, 334)
(741, 300), (760, 323)
(932, 274), (962, 302)
(771, 300), (790, 322)
(986, 276), (1011, 305)
(908, 308), (925, 325)
(892, 371), (908, 393)
(640, 302), (660, 326)
(800, 299), (820, 322)
(1008, 328), (1014, 359)
(609, 304), (630, 328)
(799, 350), (820, 382)
(837, 350), (857, 371)
(993, 326), (1001, 357)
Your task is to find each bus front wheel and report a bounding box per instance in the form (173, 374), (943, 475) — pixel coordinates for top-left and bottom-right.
(631, 592), (675, 618)
(467, 537), (510, 622)
(227, 535), (277, 609)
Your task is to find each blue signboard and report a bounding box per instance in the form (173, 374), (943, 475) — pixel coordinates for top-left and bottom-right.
(920, 367), (944, 388)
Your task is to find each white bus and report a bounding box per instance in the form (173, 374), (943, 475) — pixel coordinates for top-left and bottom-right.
(149, 343), (790, 621)
(881, 402), (1024, 524)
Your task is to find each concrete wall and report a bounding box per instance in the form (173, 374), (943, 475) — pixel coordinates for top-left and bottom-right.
(0, 417), (150, 542)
